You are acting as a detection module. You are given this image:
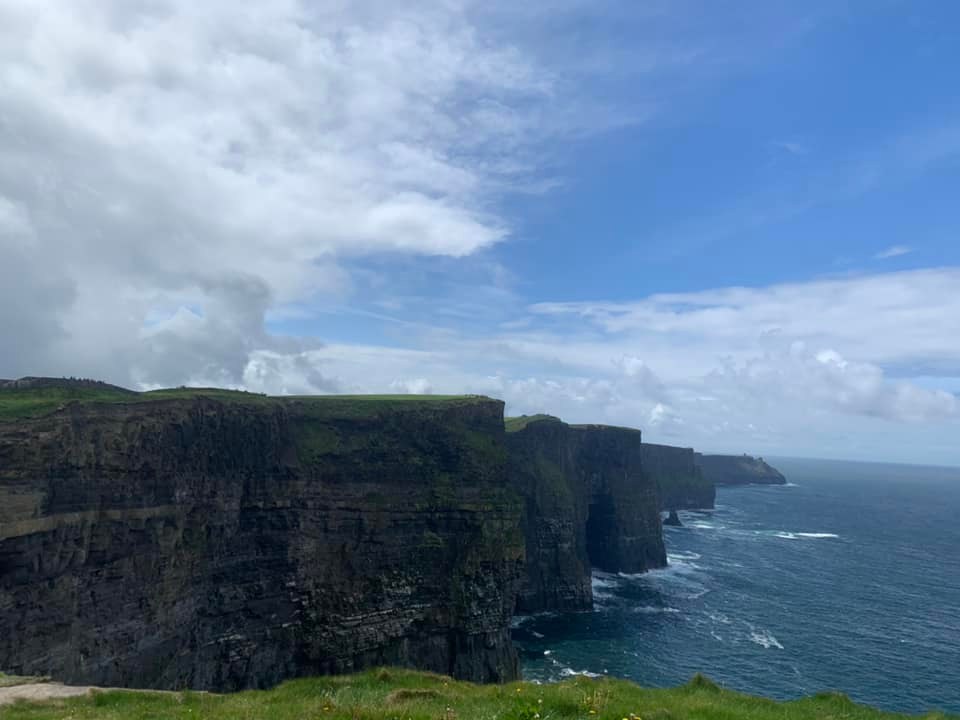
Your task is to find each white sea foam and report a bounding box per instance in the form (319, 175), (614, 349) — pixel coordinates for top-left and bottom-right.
(632, 605), (681, 614)
(591, 571), (621, 589)
(772, 531), (839, 540)
(668, 550), (702, 561)
(665, 552), (702, 568)
(511, 611), (558, 628)
(560, 667), (603, 678)
(749, 628), (784, 649)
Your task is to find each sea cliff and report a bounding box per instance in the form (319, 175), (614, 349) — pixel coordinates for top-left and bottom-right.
(506, 416), (666, 614)
(695, 453), (787, 486)
(642, 443), (715, 510)
(0, 385), (523, 690)
(0, 381), (668, 692)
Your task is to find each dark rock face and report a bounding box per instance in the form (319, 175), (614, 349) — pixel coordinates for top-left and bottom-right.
(643, 443), (715, 510)
(506, 418), (666, 614)
(663, 510), (682, 527)
(0, 396), (524, 690)
(695, 453), (787, 486)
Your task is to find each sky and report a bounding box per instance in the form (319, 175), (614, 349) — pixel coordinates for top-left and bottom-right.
(2, 0), (959, 465)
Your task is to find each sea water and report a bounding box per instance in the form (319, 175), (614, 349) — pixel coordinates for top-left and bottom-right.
(513, 458), (960, 713)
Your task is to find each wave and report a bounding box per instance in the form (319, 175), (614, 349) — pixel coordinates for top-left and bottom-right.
(749, 627), (784, 649)
(668, 550), (702, 561)
(560, 667), (603, 678)
(772, 531), (839, 540)
(511, 611), (559, 628)
(632, 605), (681, 614)
(591, 571), (621, 589)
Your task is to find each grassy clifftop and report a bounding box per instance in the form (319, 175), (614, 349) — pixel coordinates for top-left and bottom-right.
(0, 377), (487, 422)
(2, 669), (951, 720)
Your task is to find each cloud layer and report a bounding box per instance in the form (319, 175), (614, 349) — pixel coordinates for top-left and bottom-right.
(231, 268), (960, 463)
(1, 0), (561, 383)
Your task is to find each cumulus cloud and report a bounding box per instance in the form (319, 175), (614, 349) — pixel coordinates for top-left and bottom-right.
(0, 0), (565, 384)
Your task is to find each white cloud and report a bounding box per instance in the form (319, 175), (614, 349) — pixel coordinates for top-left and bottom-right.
(390, 378), (434, 395)
(529, 267), (960, 377)
(235, 268), (960, 463)
(0, 0), (569, 383)
(875, 245), (913, 260)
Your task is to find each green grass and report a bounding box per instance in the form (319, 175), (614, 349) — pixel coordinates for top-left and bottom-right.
(0, 378), (490, 422)
(2, 669), (951, 720)
(504, 414), (562, 432)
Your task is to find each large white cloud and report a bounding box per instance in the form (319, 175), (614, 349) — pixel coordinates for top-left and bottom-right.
(0, 0), (560, 382)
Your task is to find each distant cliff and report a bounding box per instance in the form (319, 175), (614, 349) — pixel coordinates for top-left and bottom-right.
(0, 383), (524, 690)
(642, 443), (715, 510)
(695, 453), (787, 486)
(506, 416), (666, 614)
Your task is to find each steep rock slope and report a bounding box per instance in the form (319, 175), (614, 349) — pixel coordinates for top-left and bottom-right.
(0, 387), (524, 691)
(695, 453), (787, 485)
(506, 416), (666, 614)
(643, 443), (715, 510)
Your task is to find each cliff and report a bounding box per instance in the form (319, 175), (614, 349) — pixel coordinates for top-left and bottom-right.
(695, 453), (787, 486)
(0, 382), (524, 690)
(642, 443), (715, 510)
(505, 416), (666, 614)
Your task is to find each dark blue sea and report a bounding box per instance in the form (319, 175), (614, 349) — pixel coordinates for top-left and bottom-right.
(513, 458), (960, 714)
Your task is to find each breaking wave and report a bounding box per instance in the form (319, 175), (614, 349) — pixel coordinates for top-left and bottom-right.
(749, 627), (785, 650)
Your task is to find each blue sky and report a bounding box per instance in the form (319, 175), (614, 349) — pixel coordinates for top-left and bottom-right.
(2, 0), (959, 464)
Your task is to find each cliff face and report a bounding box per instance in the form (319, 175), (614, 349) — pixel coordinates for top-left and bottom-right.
(0, 392), (524, 691)
(506, 418), (666, 614)
(695, 453), (787, 486)
(643, 443), (715, 510)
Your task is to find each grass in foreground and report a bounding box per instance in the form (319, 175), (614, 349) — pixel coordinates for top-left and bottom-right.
(3, 669), (953, 720)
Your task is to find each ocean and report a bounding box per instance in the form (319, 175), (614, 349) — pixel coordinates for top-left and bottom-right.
(513, 457), (960, 714)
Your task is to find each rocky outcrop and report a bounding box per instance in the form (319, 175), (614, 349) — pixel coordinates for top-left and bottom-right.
(506, 417), (666, 614)
(0, 390), (524, 690)
(663, 510), (682, 527)
(695, 453), (787, 485)
(642, 443), (715, 510)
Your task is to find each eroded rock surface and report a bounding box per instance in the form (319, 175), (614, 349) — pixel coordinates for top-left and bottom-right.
(506, 417), (666, 614)
(0, 393), (523, 690)
(643, 443), (715, 510)
(695, 453), (787, 486)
